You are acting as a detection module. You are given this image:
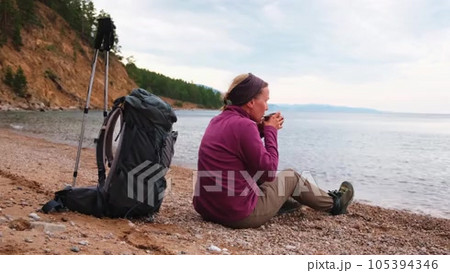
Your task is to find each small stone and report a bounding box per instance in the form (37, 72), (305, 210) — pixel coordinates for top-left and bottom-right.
(61, 217), (69, 222)
(25, 238), (33, 243)
(103, 250), (112, 255)
(71, 246), (80, 253)
(79, 240), (89, 246)
(70, 221), (76, 227)
(29, 213), (41, 221)
(44, 249), (51, 254)
(9, 218), (31, 231)
(31, 222), (66, 233)
(285, 245), (296, 250)
(207, 244), (221, 252)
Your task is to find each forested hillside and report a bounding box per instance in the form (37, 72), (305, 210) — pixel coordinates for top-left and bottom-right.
(125, 63), (222, 109)
(0, 0), (222, 110)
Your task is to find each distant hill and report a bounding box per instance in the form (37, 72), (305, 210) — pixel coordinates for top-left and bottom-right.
(268, 104), (381, 113)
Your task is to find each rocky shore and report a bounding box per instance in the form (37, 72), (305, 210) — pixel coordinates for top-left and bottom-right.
(0, 97), (200, 112)
(0, 102), (67, 112)
(0, 129), (448, 255)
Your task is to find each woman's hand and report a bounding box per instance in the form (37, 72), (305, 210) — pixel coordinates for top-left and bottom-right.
(263, 112), (284, 130)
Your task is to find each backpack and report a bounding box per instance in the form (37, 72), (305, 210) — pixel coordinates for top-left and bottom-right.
(42, 88), (178, 219)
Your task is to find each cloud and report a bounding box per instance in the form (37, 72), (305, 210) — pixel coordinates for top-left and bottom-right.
(129, 51), (235, 92)
(269, 55), (450, 114)
(262, 2), (284, 24)
(91, 0), (450, 113)
(120, 16), (250, 54)
(94, 0), (251, 66)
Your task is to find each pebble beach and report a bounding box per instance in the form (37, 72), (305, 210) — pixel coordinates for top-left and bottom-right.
(0, 129), (448, 255)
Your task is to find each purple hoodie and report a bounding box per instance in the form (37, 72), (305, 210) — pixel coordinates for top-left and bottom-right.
(193, 105), (279, 223)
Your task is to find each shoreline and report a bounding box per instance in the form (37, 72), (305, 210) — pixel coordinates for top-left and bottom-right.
(0, 95), (213, 112)
(0, 128), (448, 255)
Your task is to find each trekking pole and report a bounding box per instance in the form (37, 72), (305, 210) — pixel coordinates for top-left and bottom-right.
(72, 17), (115, 187)
(101, 18), (115, 118)
(103, 50), (110, 118)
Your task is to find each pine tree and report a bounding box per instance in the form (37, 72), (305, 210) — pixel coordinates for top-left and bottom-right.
(0, 0), (16, 46)
(17, 0), (36, 25)
(12, 66), (27, 97)
(80, 0), (95, 40)
(3, 66), (14, 86)
(12, 18), (23, 50)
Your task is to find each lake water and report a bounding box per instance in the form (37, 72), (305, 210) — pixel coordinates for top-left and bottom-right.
(1, 109), (449, 219)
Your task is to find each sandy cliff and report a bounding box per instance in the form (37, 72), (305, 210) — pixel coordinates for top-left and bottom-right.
(0, 2), (136, 111)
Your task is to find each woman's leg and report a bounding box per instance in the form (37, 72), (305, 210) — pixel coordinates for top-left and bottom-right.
(281, 169), (354, 215)
(278, 169), (334, 211)
(224, 173), (297, 229)
(225, 169), (334, 229)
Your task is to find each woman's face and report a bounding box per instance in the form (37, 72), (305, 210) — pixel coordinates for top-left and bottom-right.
(248, 87), (269, 122)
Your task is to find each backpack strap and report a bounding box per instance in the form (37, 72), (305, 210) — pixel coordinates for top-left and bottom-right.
(160, 131), (178, 168)
(103, 121), (126, 192)
(42, 199), (65, 213)
(104, 108), (123, 167)
(41, 186), (72, 213)
(96, 105), (124, 189)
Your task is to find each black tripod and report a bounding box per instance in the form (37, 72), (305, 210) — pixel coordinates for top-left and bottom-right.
(72, 17), (115, 187)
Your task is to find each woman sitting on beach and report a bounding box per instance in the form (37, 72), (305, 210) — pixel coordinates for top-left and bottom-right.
(193, 73), (355, 229)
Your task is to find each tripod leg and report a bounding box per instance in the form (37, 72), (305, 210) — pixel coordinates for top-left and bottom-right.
(72, 49), (100, 187)
(103, 50), (110, 117)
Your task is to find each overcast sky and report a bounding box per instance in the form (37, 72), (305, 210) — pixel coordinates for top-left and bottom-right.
(91, 0), (450, 114)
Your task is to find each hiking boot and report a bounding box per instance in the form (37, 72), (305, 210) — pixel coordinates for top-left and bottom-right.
(328, 181), (354, 215)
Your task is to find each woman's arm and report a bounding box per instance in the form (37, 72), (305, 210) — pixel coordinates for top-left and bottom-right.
(239, 122), (279, 182)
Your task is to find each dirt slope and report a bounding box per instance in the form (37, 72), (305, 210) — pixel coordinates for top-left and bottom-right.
(0, 2), (137, 110)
